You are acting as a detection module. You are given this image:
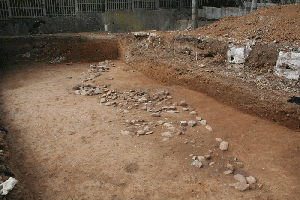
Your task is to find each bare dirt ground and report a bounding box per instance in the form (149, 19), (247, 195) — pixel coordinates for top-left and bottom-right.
(0, 60), (299, 199)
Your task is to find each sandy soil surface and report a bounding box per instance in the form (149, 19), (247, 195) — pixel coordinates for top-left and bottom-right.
(0, 60), (299, 199)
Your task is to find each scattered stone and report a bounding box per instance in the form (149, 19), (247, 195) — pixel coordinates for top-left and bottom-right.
(0, 177), (18, 195)
(204, 155), (211, 160)
(104, 102), (112, 106)
(95, 89), (102, 94)
(176, 131), (184, 136)
(246, 176), (256, 185)
(168, 106), (176, 110)
(179, 101), (188, 106)
(144, 126), (150, 132)
(137, 130), (146, 136)
(157, 120), (165, 125)
(100, 98), (106, 103)
(167, 96), (172, 99)
(189, 154), (193, 157)
(226, 163), (234, 171)
(223, 170), (233, 175)
(167, 110), (179, 113)
(188, 120), (197, 127)
(163, 123), (173, 127)
(121, 130), (131, 136)
(181, 126), (187, 131)
(234, 174), (247, 183)
(215, 138), (223, 142)
(219, 141), (229, 151)
(236, 162), (244, 168)
(123, 110), (129, 113)
(162, 138), (169, 142)
(196, 117), (202, 121)
(192, 156), (197, 160)
(146, 131), (154, 135)
(151, 113), (161, 117)
(180, 121), (187, 126)
(161, 132), (173, 137)
(199, 120), (207, 125)
(205, 125), (213, 131)
(230, 182), (249, 192)
(138, 97), (148, 103)
(234, 169), (247, 176)
(141, 106), (147, 110)
(209, 162), (215, 167)
(74, 90), (81, 95)
(197, 156), (206, 162)
(167, 126), (176, 132)
(189, 111), (197, 115)
(182, 108), (189, 111)
(191, 160), (202, 168)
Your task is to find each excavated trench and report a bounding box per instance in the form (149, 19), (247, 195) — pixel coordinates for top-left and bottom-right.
(0, 33), (299, 198)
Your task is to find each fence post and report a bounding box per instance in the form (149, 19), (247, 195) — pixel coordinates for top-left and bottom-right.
(42, 0), (46, 16)
(105, 0), (107, 12)
(75, 0), (78, 15)
(6, 0), (11, 19)
(155, 0), (159, 9)
(132, 0), (134, 11)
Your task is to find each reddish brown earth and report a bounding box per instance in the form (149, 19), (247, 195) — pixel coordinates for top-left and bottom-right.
(0, 4), (299, 200)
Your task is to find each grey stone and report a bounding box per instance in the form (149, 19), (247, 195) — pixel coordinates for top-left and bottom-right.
(95, 89), (102, 94)
(137, 130), (145, 136)
(220, 141), (229, 151)
(197, 156), (206, 162)
(151, 113), (161, 117)
(100, 98), (106, 103)
(179, 101), (188, 106)
(162, 138), (169, 142)
(199, 120), (207, 125)
(226, 163), (234, 171)
(104, 102), (112, 106)
(180, 121), (188, 126)
(121, 130), (131, 136)
(234, 174), (247, 183)
(246, 176), (256, 185)
(196, 117), (202, 121)
(146, 131), (154, 135)
(161, 132), (173, 137)
(189, 111), (197, 115)
(191, 160), (202, 168)
(215, 138), (223, 142)
(188, 120), (197, 127)
(223, 170), (233, 175)
(144, 126), (150, 132)
(205, 125), (213, 131)
(230, 182), (249, 192)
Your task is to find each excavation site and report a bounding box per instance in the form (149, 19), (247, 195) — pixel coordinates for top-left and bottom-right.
(0, 3), (299, 200)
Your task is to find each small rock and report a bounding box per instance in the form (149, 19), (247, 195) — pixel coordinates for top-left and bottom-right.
(204, 155), (211, 160)
(189, 154), (193, 157)
(95, 89), (102, 94)
(123, 110), (129, 113)
(234, 169), (247, 176)
(180, 121), (188, 126)
(151, 113), (161, 117)
(100, 98), (106, 103)
(74, 90), (81, 95)
(179, 101), (188, 106)
(192, 156), (197, 160)
(167, 96), (172, 99)
(162, 138), (169, 142)
(199, 120), (207, 125)
(196, 117), (202, 121)
(146, 131), (154, 135)
(234, 174), (247, 183)
(157, 120), (165, 125)
(188, 120), (196, 127)
(205, 125), (213, 131)
(138, 97), (148, 103)
(161, 132), (173, 137)
(176, 131), (183, 136)
(167, 110), (179, 113)
(230, 182), (249, 192)
(104, 102), (112, 106)
(223, 170), (233, 175)
(197, 156), (206, 162)
(167, 127), (176, 132)
(209, 162), (215, 167)
(121, 130), (131, 136)
(191, 160), (202, 168)
(182, 108), (189, 111)
(219, 141), (229, 151)
(189, 111), (197, 115)
(226, 163), (234, 171)
(144, 126), (150, 132)
(141, 106), (147, 110)
(163, 123), (173, 127)
(167, 106), (176, 110)
(215, 138), (222, 142)
(246, 176), (256, 185)
(236, 162), (244, 168)
(137, 130), (145, 136)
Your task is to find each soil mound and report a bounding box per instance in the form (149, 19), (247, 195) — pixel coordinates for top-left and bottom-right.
(189, 4), (300, 43)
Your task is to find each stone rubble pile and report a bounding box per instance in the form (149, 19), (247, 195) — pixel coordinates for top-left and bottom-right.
(80, 60), (115, 82)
